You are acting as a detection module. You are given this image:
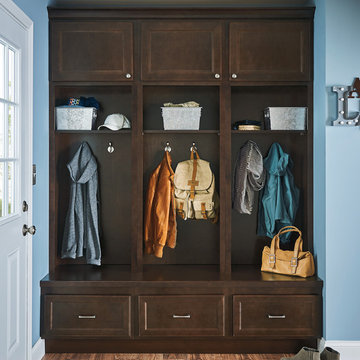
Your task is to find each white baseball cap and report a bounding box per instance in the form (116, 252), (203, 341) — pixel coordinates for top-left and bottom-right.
(98, 114), (131, 130)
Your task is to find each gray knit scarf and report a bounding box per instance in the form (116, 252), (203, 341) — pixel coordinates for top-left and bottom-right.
(233, 140), (265, 214)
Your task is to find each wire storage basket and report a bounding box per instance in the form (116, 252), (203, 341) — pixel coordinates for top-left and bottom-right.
(56, 106), (97, 130)
(161, 107), (202, 130)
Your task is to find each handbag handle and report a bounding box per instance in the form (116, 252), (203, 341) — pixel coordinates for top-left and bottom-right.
(269, 226), (303, 273)
(276, 226), (303, 251)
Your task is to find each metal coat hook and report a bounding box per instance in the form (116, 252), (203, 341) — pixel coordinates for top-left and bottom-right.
(107, 141), (114, 153)
(164, 141), (171, 152)
(190, 142), (197, 153)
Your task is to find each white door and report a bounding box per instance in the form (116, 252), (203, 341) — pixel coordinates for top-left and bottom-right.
(0, 1), (33, 360)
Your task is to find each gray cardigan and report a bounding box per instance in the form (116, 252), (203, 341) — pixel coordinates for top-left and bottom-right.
(61, 142), (101, 265)
(233, 140), (265, 215)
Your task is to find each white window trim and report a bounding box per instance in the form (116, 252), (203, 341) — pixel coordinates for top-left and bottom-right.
(0, 0), (32, 30)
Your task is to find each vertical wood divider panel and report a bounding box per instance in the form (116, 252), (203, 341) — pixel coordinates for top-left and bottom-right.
(49, 83), (56, 272)
(306, 83), (314, 254)
(220, 20), (231, 276)
(131, 83), (143, 272)
(220, 85), (231, 277)
(132, 20), (143, 272)
(306, 18), (314, 254)
(49, 18), (56, 272)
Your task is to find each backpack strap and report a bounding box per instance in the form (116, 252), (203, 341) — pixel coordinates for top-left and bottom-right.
(201, 203), (208, 219)
(188, 150), (200, 201)
(190, 149), (200, 161)
(211, 212), (219, 224)
(177, 202), (185, 219)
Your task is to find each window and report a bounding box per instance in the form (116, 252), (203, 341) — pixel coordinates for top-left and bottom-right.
(0, 40), (19, 219)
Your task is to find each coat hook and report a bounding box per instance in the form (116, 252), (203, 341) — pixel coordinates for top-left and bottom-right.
(190, 142), (197, 152)
(164, 141), (171, 152)
(107, 141), (114, 153)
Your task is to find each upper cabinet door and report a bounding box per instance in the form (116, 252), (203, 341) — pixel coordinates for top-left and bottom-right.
(141, 21), (222, 81)
(229, 21), (311, 81)
(51, 21), (133, 81)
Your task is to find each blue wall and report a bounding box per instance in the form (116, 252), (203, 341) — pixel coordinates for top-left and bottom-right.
(12, 0), (49, 346)
(325, 0), (360, 341)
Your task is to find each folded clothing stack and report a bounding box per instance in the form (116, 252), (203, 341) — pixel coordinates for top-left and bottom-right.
(232, 120), (262, 131)
(68, 96), (100, 109)
(163, 101), (200, 108)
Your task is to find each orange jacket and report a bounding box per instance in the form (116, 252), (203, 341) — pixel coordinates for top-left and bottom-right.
(144, 152), (177, 258)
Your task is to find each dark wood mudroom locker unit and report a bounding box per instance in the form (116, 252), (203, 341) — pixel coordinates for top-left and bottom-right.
(41, 6), (323, 354)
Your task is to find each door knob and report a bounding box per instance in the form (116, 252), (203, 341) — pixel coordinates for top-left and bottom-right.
(231, 73), (238, 79)
(125, 73), (132, 79)
(214, 73), (220, 79)
(22, 224), (36, 236)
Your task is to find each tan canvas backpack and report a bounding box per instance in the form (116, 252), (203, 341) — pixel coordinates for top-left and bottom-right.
(174, 150), (219, 221)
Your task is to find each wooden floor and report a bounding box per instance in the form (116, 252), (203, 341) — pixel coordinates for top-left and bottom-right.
(42, 354), (292, 360)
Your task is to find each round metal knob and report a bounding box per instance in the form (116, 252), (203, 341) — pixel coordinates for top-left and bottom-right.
(125, 73), (132, 79)
(107, 142), (115, 154)
(22, 224), (36, 236)
(231, 73), (238, 79)
(214, 73), (220, 79)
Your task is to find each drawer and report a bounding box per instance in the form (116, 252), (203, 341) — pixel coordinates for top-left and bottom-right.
(139, 295), (225, 337)
(233, 295), (321, 337)
(43, 295), (131, 338)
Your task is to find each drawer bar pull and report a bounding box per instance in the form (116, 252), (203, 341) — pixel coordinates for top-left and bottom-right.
(267, 314), (286, 319)
(78, 315), (96, 319)
(172, 314), (191, 319)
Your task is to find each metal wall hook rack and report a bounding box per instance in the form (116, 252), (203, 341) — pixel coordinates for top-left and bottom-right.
(164, 141), (171, 152)
(107, 141), (115, 153)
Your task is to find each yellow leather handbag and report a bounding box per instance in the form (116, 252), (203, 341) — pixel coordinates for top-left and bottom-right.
(261, 226), (315, 278)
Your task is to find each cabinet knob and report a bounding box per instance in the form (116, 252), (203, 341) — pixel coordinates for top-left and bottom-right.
(231, 73), (238, 79)
(126, 73), (132, 79)
(214, 73), (220, 79)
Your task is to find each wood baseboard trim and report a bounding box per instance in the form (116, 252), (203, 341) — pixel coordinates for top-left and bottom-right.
(45, 338), (317, 354)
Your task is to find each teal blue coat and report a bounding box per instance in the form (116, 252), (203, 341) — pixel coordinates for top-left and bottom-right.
(257, 143), (299, 242)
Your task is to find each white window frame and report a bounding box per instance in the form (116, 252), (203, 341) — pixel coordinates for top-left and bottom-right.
(0, 38), (20, 222)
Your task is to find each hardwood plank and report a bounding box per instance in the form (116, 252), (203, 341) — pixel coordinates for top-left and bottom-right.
(42, 354), (293, 360)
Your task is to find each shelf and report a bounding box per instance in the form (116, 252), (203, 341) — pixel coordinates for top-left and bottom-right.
(231, 130), (307, 135)
(55, 130), (132, 134)
(40, 264), (322, 286)
(143, 130), (219, 134)
(55, 129), (305, 135)
(230, 81), (312, 87)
